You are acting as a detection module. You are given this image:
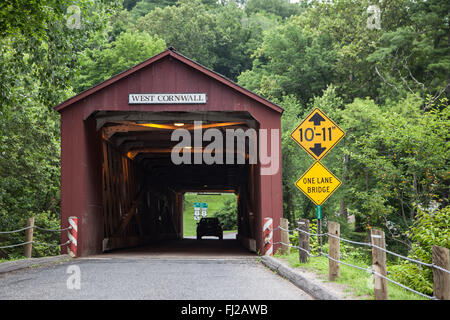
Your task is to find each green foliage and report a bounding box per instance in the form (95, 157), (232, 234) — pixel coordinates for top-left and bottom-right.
(388, 262), (433, 296)
(368, 0), (450, 102)
(73, 31), (166, 93)
(239, 0), (449, 105)
(209, 3), (256, 79)
(31, 210), (63, 257)
(0, 0), (122, 110)
(0, 90), (61, 259)
(244, 0), (304, 19)
(388, 206), (449, 296)
(123, 0), (140, 11)
(0, 0), (448, 269)
(337, 96), (449, 240)
(136, 0), (279, 80)
(182, 193), (237, 236)
(409, 206), (450, 251)
(277, 251), (425, 300)
(214, 199), (237, 230)
(0, 1), (120, 259)
(305, 0), (410, 103)
(0, 210), (62, 259)
(129, 0), (219, 20)
(279, 95), (311, 223)
(238, 15), (336, 104)
(0, 1), (100, 40)
(130, 0), (178, 19)
(136, 0), (218, 69)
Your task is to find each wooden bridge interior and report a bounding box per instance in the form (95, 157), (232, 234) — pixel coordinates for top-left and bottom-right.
(97, 110), (259, 252)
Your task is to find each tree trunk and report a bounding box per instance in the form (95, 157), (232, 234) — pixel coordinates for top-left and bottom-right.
(340, 199), (348, 220)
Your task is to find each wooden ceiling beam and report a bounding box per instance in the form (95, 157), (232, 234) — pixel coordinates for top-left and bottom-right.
(95, 111), (257, 130)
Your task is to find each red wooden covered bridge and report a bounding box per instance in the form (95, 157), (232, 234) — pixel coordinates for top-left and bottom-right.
(55, 48), (283, 256)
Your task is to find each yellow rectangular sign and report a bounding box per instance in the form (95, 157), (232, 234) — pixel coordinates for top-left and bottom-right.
(290, 108), (345, 161)
(295, 161), (342, 206)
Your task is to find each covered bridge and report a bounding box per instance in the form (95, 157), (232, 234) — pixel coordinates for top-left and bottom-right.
(55, 48), (283, 256)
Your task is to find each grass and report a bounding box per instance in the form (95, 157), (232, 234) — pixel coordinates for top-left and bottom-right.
(0, 256), (26, 264)
(274, 250), (427, 300)
(182, 192), (236, 237)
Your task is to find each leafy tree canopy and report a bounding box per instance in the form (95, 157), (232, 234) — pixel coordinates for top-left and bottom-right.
(73, 31), (166, 93)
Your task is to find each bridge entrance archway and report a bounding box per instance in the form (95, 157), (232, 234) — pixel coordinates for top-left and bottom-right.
(55, 48), (283, 256)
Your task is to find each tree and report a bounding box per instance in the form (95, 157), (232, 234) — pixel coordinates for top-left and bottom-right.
(214, 199), (237, 230)
(244, 0), (304, 19)
(336, 95), (449, 249)
(368, 0), (450, 104)
(209, 2), (258, 79)
(129, 0), (178, 19)
(0, 0), (122, 110)
(136, 0), (271, 80)
(137, 0), (218, 69)
(238, 0), (424, 105)
(0, 0), (121, 258)
(238, 15), (336, 105)
(279, 95), (313, 224)
(73, 31), (166, 93)
(0, 0), (68, 38)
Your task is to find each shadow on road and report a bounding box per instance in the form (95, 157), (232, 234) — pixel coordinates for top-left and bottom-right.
(94, 234), (255, 259)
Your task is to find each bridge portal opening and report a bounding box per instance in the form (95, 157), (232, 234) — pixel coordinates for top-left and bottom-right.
(97, 111), (258, 253)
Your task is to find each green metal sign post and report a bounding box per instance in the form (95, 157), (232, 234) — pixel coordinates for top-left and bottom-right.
(317, 205), (322, 250)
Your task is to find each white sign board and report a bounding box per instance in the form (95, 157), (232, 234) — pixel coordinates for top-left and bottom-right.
(129, 93), (207, 104)
(194, 207), (200, 220)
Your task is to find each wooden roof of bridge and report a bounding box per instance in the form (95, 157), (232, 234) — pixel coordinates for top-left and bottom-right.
(54, 47), (283, 114)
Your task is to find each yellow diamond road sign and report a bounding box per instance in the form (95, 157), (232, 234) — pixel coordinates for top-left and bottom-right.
(295, 162), (342, 206)
(291, 108), (345, 161)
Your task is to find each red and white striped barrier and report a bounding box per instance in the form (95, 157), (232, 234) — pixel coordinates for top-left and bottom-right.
(263, 217), (273, 256)
(67, 216), (78, 257)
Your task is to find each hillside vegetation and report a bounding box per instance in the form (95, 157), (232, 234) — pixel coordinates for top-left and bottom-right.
(0, 0), (448, 297)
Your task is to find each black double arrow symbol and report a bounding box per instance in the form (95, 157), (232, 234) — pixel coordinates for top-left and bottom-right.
(308, 112), (327, 157)
(309, 143), (326, 157)
(309, 112), (326, 126)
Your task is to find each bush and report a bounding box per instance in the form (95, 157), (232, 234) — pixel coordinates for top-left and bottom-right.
(214, 199), (237, 230)
(388, 262), (434, 296)
(287, 218), (375, 266)
(288, 220), (324, 256)
(0, 210), (61, 259)
(32, 210), (62, 257)
(388, 206), (449, 296)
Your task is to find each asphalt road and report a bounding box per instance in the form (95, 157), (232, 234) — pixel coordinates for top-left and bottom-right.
(0, 239), (312, 300)
(0, 260), (312, 300)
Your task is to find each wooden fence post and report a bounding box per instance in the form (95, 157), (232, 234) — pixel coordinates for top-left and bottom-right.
(371, 228), (388, 300)
(298, 218), (310, 263)
(24, 217), (34, 258)
(432, 245), (450, 300)
(280, 218), (290, 254)
(328, 221), (340, 281)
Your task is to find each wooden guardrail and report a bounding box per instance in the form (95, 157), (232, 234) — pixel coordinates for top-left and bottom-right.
(271, 217), (449, 300)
